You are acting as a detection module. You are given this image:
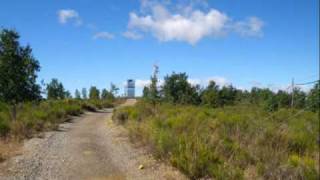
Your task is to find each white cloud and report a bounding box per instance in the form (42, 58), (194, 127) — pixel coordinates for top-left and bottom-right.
(188, 78), (201, 86)
(93, 32), (114, 40)
(57, 9), (82, 25)
(126, 1), (264, 44)
(136, 79), (151, 88)
(233, 17), (264, 37)
(123, 31), (143, 40)
(128, 8), (228, 45)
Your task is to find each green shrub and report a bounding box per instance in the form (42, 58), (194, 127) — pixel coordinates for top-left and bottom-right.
(112, 108), (129, 124)
(0, 117), (10, 136)
(0, 99), (118, 139)
(113, 100), (319, 179)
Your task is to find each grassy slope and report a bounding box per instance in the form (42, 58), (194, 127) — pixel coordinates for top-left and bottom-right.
(0, 99), (114, 139)
(113, 101), (319, 179)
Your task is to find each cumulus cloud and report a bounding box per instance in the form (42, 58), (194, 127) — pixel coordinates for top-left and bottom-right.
(57, 9), (82, 25)
(93, 32), (114, 40)
(126, 1), (264, 44)
(123, 31), (143, 40)
(128, 8), (228, 44)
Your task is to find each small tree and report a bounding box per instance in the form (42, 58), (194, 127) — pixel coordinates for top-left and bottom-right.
(46, 78), (65, 100)
(89, 86), (100, 100)
(75, 89), (81, 99)
(101, 88), (114, 101)
(201, 81), (219, 107)
(276, 90), (290, 108)
(142, 86), (150, 99)
(149, 66), (160, 107)
(82, 88), (87, 99)
(292, 87), (306, 109)
(64, 90), (72, 99)
(110, 83), (119, 97)
(0, 29), (41, 120)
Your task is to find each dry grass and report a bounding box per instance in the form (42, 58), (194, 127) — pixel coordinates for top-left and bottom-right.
(0, 139), (22, 163)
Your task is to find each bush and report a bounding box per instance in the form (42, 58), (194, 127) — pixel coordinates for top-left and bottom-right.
(113, 100), (319, 179)
(0, 98), (117, 139)
(0, 118), (10, 137)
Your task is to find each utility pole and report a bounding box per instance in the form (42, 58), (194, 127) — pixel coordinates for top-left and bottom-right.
(291, 78), (294, 108)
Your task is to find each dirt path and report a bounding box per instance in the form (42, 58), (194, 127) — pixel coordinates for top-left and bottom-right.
(0, 99), (186, 180)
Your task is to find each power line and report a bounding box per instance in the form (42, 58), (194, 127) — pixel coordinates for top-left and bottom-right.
(295, 80), (319, 86)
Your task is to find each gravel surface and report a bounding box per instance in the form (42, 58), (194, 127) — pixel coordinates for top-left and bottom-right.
(0, 100), (187, 180)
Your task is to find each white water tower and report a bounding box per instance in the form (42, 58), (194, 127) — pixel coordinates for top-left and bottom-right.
(125, 79), (135, 98)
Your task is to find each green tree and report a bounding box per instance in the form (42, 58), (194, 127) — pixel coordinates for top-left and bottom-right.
(276, 90), (290, 108)
(162, 72), (199, 104)
(142, 86), (150, 99)
(306, 82), (319, 112)
(82, 88), (87, 99)
(250, 87), (274, 106)
(46, 78), (65, 100)
(217, 85), (237, 106)
(149, 65), (160, 105)
(89, 86), (100, 100)
(74, 89), (81, 99)
(64, 90), (72, 99)
(292, 87), (306, 109)
(0, 29), (41, 120)
(265, 95), (279, 112)
(110, 83), (119, 97)
(101, 88), (114, 101)
(201, 81), (219, 107)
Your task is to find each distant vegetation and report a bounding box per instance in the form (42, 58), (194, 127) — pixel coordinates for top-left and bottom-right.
(114, 69), (319, 179)
(0, 29), (119, 139)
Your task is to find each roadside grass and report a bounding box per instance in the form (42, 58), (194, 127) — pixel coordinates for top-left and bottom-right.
(112, 101), (319, 179)
(0, 99), (114, 139)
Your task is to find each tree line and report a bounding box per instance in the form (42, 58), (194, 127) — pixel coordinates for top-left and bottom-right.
(0, 29), (118, 121)
(143, 72), (319, 112)
(46, 78), (119, 101)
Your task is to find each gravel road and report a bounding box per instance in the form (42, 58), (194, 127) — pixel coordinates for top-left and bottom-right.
(0, 100), (186, 180)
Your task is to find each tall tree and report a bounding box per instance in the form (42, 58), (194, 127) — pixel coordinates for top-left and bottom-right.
(110, 83), (119, 97)
(64, 90), (72, 99)
(75, 89), (81, 99)
(217, 85), (237, 106)
(292, 87), (306, 109)
(276, 90), (290, 108)
(142, 86), (150, 99)
(149, 65), (160, 105)
(82, 88), (87, 99)
(201, 81), (219, 107)
(0, 29), (41, 120)
(89, 86), (100, 100)
(162, 72), (199, 104)
(101, 88), (114, 101)
(46, 78), (65, 100)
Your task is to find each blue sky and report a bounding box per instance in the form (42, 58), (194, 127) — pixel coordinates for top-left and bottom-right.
(0, 0), (318, 96)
